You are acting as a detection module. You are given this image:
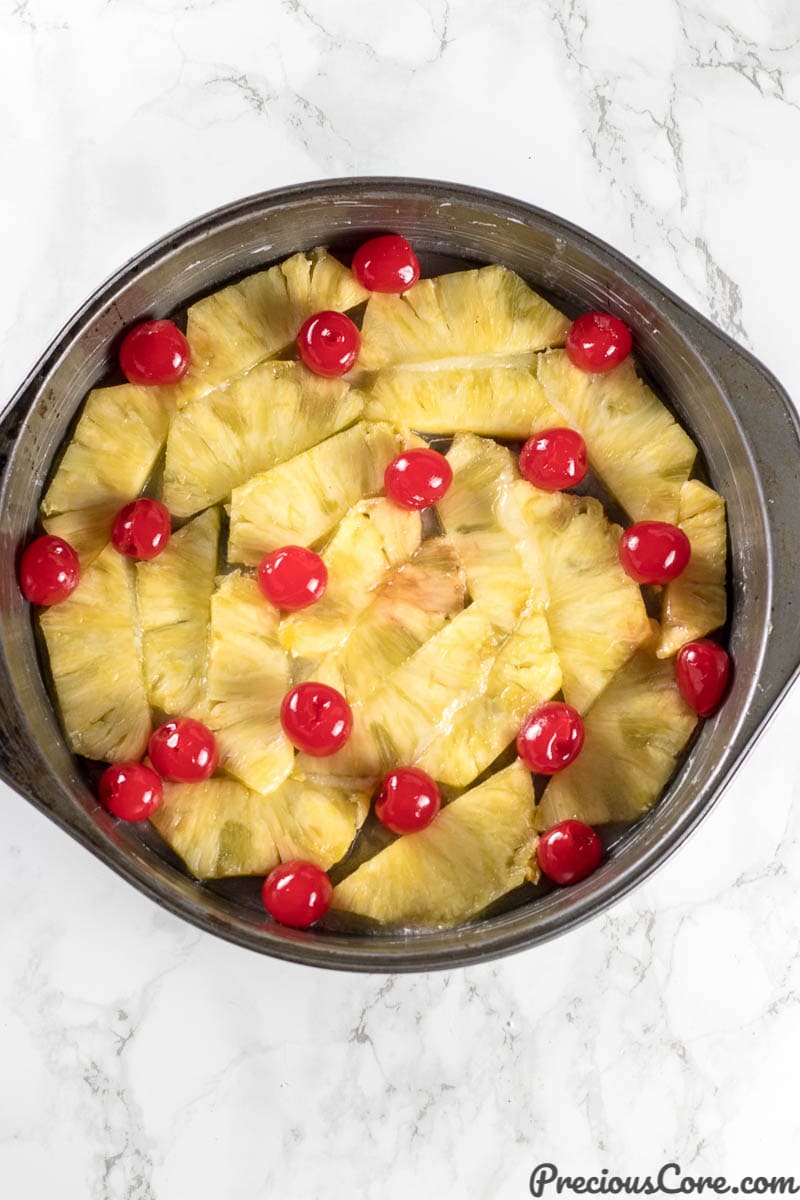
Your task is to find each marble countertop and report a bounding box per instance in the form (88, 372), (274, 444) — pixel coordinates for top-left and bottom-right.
(2, 1), (800, 1196)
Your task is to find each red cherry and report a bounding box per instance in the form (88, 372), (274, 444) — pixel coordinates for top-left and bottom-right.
(619, 521), (691, 585)
(375, 767), (441, 834)
(384, 448), (453, 510)
(297, 310), (360, 377)
(517, 702), (585, 774)
(352, 234), (420, 293)
(675, 640), (731, 717)
(262, 860), (332, 928)
(20, 535), (80, 606)
(565, 312), (633, 373)
(148, 718), (218, 783)
(257, 546), (327, 611)
(519, 427), (588, 491)
(99, 762), (163, 822)
(111, 498), (171, 560)
(281, 682), (353, 756)
(538, 820), (603, 885)
(119, 319), (191, 386)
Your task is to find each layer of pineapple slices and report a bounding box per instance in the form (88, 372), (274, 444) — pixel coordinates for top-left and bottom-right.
(279, 499), (422, 659)
(162, 362), (362, 518)
(535, 634), (699, 829)
(193, 571), (294, 795)
(150, 774), (369, 880)
(517, 482), (651, 713)
(331, 760), (538, 928)
(537, 352), (697, 523)
(40, 383), (173, 566)
(136, 507), (220, 714)
(658, 480), (727, 658)
(227, 421), (410, 566)
(39, 544), (151, 761)
(358, 264), (570, 370)
(310, 538), (466, 703)
(362, 366), (561, 437)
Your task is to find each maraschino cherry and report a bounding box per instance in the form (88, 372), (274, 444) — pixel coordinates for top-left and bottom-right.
(119, 320), (191, 386)
(519, 428), (588, 491)
(148, 718), (218, 783)
(262, 860), (333, 928)
(257, 546), (327, 611)
(297, 311), (360, 377)
(280, 683), (353, 756)
(99, 762), (163, 822)
(384, 448), (452, 510)
(352, 234), (420, 293)
(675, 640), (731, 716)
(375, 767), (441, 834)
(517, 702), (585, 774)
(566, 312), (632, 374)
(619, 521), (691, 585)
(20, 535), (80, 605)
(111, 499), (171, 560)
(538, 820), (603, 885)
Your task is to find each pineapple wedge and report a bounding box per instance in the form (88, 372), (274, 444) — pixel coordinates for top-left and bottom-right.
(418, 605), (562, 787)
(41, 383), (173, 566)
(658, 480), (727, 658)
(331, 761), (538, 928)
(264, 776), (370, 869)
(535, 641), (698, 829)
(198, 572), (294, 794)
(537, 352), (697, 522)
(39, 544), (150, 760)
(280, 499), (422, 659)
(518, 483), (651, 712)
(362, 366), (561, 436)
(136, 507), (220, 714)
(312, 538), (466, 703)
(227, 422), (407, 565)
(359, 265), (569, 369)
(162, 362), (362, 517)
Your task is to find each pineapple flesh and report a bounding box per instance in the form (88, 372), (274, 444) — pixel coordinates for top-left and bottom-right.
(264, 775), (370, 869)
(331, 761), (538, 928)
(280, 499), (422, 659)
(39, 544), (151, 761)
(658, 480), (727, 658)
(358, 265), (570, 370)
(537, 352), (697, 523)
(162, 362), (362, 518)
(518, 482), (651, 713)
(136, 507), (220, 714)
(362, 366), (561, 437)
(227, 422), (408, 565)
(535, 639), (699, 829)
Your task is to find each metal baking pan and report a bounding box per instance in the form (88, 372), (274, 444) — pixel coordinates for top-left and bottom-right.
(1, 178), (798, 972)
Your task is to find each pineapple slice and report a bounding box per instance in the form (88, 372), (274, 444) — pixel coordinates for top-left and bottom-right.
(280, 499), (422, 659)
(41, 383), (173, 566)
(136, 507), (220, 714)
(151, 777), (280, 878)
(362, 366), (561, 436)
(535, 641), (698, 829)
(227, 422), (407, 565)
(537, 352), (697, 522)
(358, 265), (569, 369)
(198, 572), (294, 794)
(331, 761), (538, 928)
(518, 483), (651, 713)
(312, 538), (466, 702)
(658, 480), (727, 658)
(437, 434), (544, 630)
(162, 362), (362, 517)
(264, 776), (370, 868)
(418, 605), (562, 787)
(39, 544), (150, 760)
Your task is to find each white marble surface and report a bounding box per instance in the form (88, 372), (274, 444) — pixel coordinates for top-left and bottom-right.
(2, 1), (800, 1196)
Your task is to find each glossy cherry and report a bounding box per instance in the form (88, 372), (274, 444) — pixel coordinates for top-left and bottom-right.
(538, 820), (603, 885)
(297, 310), (360, 377)
(375, 767), (441, 835)
(280, 682), (353, 756)
(262, 860), (333, 928)
(111, 498), (171, 560)
(619, 521), (691, 585)
(519, 427), (588, 491)
(352, 234), (420, 293)
(565, 312), (633, 374)
(675, 639), (731, 717)
(257, 546), (327, 611)
(384, 448), (453, 510)
(119, 319), (191, 386)
(19, 535), (80, 605)
(148, 718), (219, 782)
(517, 701), (585, 775)
(99, 762), (163, 822)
